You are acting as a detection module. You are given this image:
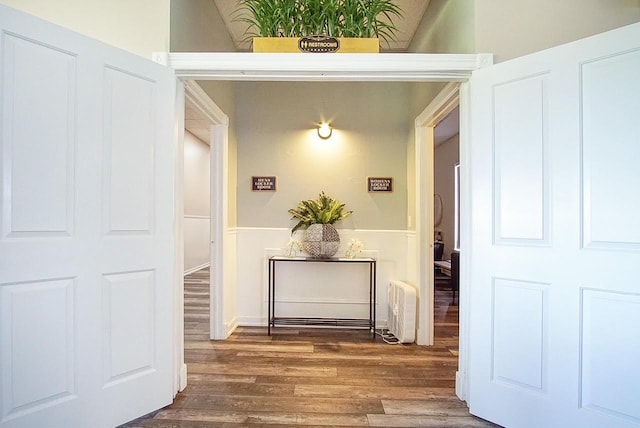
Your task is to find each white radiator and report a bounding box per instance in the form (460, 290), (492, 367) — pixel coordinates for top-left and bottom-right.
(387, 280), (417, 343)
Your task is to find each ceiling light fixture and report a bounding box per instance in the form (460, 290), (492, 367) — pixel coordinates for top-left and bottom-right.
(317, 122), (332, 139)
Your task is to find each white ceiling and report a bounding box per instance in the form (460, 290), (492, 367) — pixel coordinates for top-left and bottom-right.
(213, 0), (431, 52)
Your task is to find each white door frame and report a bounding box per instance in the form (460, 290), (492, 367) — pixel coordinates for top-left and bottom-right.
(173, 80), (229, 392)
(182, 81), (229, 342)
(414, 82), (460, 346)
(161, 51), (492, 399)
(414, 83), (472, 402)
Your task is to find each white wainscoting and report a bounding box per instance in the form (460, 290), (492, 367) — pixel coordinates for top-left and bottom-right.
(406, 231), (417, 285)
(234, 227), (412, 328)
(184, 216), (210, 274)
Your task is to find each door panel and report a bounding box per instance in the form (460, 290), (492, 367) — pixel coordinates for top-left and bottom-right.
(493, 74), (549, 244)
(469, 23), (640, 428)
(103, 66), (156, 234)
(0, 5), (175, 427)
(2, 32), (76, 238)
(581, 49), (640, 249)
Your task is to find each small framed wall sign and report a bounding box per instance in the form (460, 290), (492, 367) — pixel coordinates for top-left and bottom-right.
(252, 176), (277, 191)
(368, 177), (393, 192)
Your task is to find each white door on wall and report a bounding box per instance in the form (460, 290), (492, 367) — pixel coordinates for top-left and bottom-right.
(468, 22), (640, 428)
(0, 5), (176, 428)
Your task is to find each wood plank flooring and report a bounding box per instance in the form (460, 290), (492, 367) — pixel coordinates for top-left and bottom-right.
(122, 268), (498, 427)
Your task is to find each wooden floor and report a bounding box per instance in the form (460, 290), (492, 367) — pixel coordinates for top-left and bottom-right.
(122, 268), (498, 428)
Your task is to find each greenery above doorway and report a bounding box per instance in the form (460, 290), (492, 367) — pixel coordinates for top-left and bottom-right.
(236, 0), (403, 44)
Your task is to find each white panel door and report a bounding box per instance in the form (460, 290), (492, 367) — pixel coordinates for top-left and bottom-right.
(468, 23), (640, 428)
(0, 5), (176, 428)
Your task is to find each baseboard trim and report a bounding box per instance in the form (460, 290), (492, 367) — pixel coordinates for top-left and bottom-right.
(238, 316), (265, 327)
(179, 363), (188, 392)
(456, 370), (467, 402)
(237, 317), (389, 329)
(225, 317), (239, 338)
(184, 262), (210, 276)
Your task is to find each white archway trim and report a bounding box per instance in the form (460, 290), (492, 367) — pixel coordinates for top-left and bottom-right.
(166, 54), (492, 396)
(168, 52), (493, 81)
(174, 81), (187, 394)
(414, 82), (461, 347)
(415, 82), (461, 126)
(414, 82), (473, 403)
(210, 121), (230, 341)
(182, 80), (230, 343)
(184, 80), (229, 125)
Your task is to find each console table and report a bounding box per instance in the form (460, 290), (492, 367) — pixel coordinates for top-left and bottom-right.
(267, 256), (376, 337)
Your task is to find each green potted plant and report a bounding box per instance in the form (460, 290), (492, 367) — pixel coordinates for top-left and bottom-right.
(235, 0), (403, 53)
(288, 191), (352, 257)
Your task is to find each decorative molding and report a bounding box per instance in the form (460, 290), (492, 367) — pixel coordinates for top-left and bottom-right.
(184, 262), (210, 276)
(225, 317), (238, 339)
(183, 80), (228, 125)
(458, 82), (472, 402)
(415, 82), (461, 127)
(168, 53), (494, 82)
(183, 215), (210, 220)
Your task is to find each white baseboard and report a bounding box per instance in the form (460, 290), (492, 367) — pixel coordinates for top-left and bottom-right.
(238, 316), (266, 326)
(179, 363), (188, 392)
(184, 262), (210, 276)
(225, 317), (239, 338)
(456, 370), (467, 402)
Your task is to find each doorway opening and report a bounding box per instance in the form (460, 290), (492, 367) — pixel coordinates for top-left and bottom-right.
(169, 53), (487, 400)
(433, 105), (461, 374)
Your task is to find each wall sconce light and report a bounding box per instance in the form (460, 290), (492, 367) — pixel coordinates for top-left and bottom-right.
(317, 122), (332, 139)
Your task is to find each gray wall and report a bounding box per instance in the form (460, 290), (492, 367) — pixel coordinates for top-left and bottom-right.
(170, 0), (235, 52)
(170, 0), (239, 226)
(406, 2), (475, 231)
(235, 81), (411, 230)
(474, 0), (640, 63)
(409, 0), (475, 54)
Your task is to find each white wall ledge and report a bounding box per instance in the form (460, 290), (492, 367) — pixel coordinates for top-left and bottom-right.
(165, 52), (493, 82)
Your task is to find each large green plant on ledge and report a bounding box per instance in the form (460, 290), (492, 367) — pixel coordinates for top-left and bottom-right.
(236, 0), (403, 44)
(288, 191), (353, 234)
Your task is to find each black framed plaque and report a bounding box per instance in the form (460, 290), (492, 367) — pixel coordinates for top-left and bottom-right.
(252, 176), (277, 191)
(368, 177), (393, 192)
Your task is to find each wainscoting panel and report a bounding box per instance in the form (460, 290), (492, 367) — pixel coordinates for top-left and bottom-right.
(492, 74), (549, 245)
(581, 49), (640, 251)
(235, 228), (409, 327)
(491, 278), (547, 392)
(580, 288), (640, 423)
(0, 278), (75, 421)
(102, 270), (155, 386)
(102, 67), (156, 235)
(273, 262), (372, 319)
(1, 34), (76, 238)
